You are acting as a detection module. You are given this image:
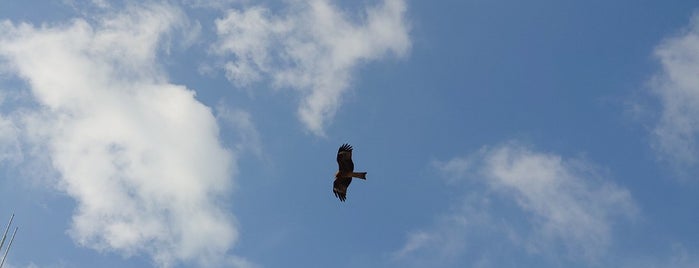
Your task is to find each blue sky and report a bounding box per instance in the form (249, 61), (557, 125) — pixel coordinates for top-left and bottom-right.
(0, 0), (698, 267)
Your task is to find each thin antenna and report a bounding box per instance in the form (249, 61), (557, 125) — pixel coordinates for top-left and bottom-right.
(0, 227), (17, 268)
(0, 214), (13, 252)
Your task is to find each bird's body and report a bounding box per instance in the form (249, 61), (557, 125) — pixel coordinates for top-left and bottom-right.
(333, 143), (366, 202)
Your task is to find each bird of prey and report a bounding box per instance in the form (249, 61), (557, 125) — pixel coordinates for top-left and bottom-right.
(333, 143), (367, 202)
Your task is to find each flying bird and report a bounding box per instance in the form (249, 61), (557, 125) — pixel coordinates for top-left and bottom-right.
(333, 143), (367, 202)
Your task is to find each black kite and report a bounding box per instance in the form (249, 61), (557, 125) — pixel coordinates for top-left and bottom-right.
(333, 143), (367, 202)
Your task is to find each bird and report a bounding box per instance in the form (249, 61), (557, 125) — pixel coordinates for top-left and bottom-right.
(333, 143), (367, 202)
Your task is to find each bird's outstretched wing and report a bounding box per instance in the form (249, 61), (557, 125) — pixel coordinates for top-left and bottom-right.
(337, 143), (354, 173)
(333, 177), (352, 202)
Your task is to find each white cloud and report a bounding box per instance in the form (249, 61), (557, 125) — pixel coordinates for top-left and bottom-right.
(477, 145), (637, 259)
(0, 3), (247, 267)
(650, 13), (699, 175)
(213, 0), (410, 135)
(396, 143), (637, 266)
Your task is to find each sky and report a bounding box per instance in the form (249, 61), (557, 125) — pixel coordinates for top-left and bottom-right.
(0, 0), (698, 267)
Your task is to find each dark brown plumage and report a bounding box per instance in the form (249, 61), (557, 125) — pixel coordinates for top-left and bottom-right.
(333, 143), (366, 202)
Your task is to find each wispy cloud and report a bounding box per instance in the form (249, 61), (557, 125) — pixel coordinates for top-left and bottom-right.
(392, 195), (502, 267)
(622, 244), (699, 268)
(395, 142), (637, 266)
(0, 105), (21, 164)
(181, 0), (247, 10)
(213, 0), (411, 135)
(649, 13), (699, 176)
(216, 104), (263, 158)
(0, 3), (248, 267)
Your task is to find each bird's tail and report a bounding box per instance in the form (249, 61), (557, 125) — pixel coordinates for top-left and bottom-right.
(352, 172), (367, 180)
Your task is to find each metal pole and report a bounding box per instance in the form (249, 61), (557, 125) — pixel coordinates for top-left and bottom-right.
(0, 214), (13, 252)
(0, 227), (18, 268)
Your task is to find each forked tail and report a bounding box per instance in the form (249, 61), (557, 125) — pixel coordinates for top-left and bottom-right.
(352, 172), (367, 180)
